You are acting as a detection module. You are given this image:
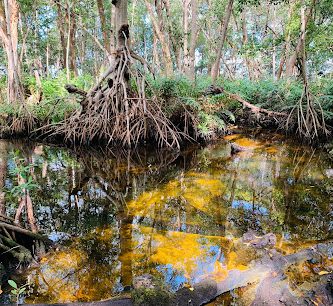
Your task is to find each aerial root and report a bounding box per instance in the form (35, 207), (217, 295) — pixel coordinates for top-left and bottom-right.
(286, 84), (330, 141)
(47, 47), (185, 149)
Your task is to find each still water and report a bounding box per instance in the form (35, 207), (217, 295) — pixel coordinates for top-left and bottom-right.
(0, 131), (333, 304)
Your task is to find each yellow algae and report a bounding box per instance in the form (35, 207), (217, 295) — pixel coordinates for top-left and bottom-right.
(186, 171), (210, 178)
(226, 251), (249, 271)
(139, 226), (231, 244)
(127, 190), (164, 215)
(88, 228), (113, 242)
(265, 146), (279, 154)
(224, 134), (243, 141)
(25, 228), (123, 304)
(194, 178), (225, 196)
(164, 180), (181, 197)
(211, 261), (229, 281)
(183, 191), (209, 212)
(234, 137), (261, 149)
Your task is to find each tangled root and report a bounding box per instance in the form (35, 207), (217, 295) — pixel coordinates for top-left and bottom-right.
(0, 105), (37, 137)
(48, 46), (185, 149)
(286, 85), (329, 141)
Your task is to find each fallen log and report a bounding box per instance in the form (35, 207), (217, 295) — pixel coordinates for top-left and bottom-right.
(203, 85), (287, 118)
(224, 90), (288, 118)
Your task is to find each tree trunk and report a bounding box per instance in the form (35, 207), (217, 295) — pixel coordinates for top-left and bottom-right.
(152, 33), (161, 71)
(163, 0), (182, 72)
(145, 0), (173, 77)
(277, 44), (286, 80)
(241, 10), (252, 80)
(210, 0), (234, 82)
(69, 7), (77, 76)
(184, 0), (198, 80)
(114, 0), (128, 50)
(285, 0), (316, 77)
(0, 0), (24, 103)
(54, 0), (67, 69)
(183, 0), (190, 74)
(96, 0), (110, 54)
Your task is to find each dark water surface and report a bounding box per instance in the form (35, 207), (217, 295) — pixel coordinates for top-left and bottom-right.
(0, 131), (333, 304)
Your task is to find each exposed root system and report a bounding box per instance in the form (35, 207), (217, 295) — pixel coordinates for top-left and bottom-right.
(48, 46), (185, 149)
(286, 85), (330, 141)
(0, 105), (37, 137)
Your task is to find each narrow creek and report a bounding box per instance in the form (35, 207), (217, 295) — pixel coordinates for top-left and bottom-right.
(1, 130), (333, 305)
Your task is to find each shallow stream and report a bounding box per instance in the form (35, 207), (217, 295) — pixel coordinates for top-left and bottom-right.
(0, 130), (333, 304)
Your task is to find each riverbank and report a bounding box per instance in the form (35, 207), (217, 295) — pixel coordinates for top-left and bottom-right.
(1, 76), (332, 148)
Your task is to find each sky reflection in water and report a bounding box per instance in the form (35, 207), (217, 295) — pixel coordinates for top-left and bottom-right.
(0, 132), (332, 303)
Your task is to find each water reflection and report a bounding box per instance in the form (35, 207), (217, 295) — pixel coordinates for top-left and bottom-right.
(0, 132), (332, 303)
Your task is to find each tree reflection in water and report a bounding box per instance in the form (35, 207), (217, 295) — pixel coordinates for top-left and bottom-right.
(0, 133), (333, 303)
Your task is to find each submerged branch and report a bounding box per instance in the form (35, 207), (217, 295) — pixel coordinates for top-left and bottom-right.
(0, 222), (51, 243)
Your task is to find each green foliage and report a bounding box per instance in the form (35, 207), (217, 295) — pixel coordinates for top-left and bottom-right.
(132, 286), (172, 306)
(149, 76), (333, 137)
(149, 76), (235, 137)
(8, 279), (28, 305)
(221, 78), (304, 112)
(0, 72), (93, 124)
(8, 150), (38, 196)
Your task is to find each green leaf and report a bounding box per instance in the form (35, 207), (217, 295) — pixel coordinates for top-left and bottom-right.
(8, 280), (18, 289)
(222, 110), (236, 122)
(11, 289), (17, 295)
(18, 287), (26, 294)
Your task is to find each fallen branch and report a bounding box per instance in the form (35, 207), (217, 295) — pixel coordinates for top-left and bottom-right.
(0, 233), (33, 262)
(224, 90), (288, 117)
(0, 222), (51, 243)
(0, 213), (15, 223)
(130, 51), (155, 75)
(65, 84), (87, 97)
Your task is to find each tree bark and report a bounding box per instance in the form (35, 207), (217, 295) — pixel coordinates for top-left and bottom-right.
(69, 5), (77, 76)
(114, 0), (128, 49)
(210, 0), (234, 82)
(96, 0), (110, 54)
(183, 0), (198, 80)
(54, 0), (67, 69)
(0, 0), (24, 103)
(183, 0), (190, 74)
(241, 10), (252, 80)
(145, 0), (173, 77)
(285, 0), (316, 77)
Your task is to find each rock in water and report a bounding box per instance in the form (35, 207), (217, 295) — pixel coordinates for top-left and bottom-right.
(242, 231), (277, 249)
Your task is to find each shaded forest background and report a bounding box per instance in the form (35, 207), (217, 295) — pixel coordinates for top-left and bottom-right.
(0, 0), (332, 145)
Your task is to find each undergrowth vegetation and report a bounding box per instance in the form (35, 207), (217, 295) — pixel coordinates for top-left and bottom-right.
(0, 73), (93, 134)
(1, 72), (332, 142)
